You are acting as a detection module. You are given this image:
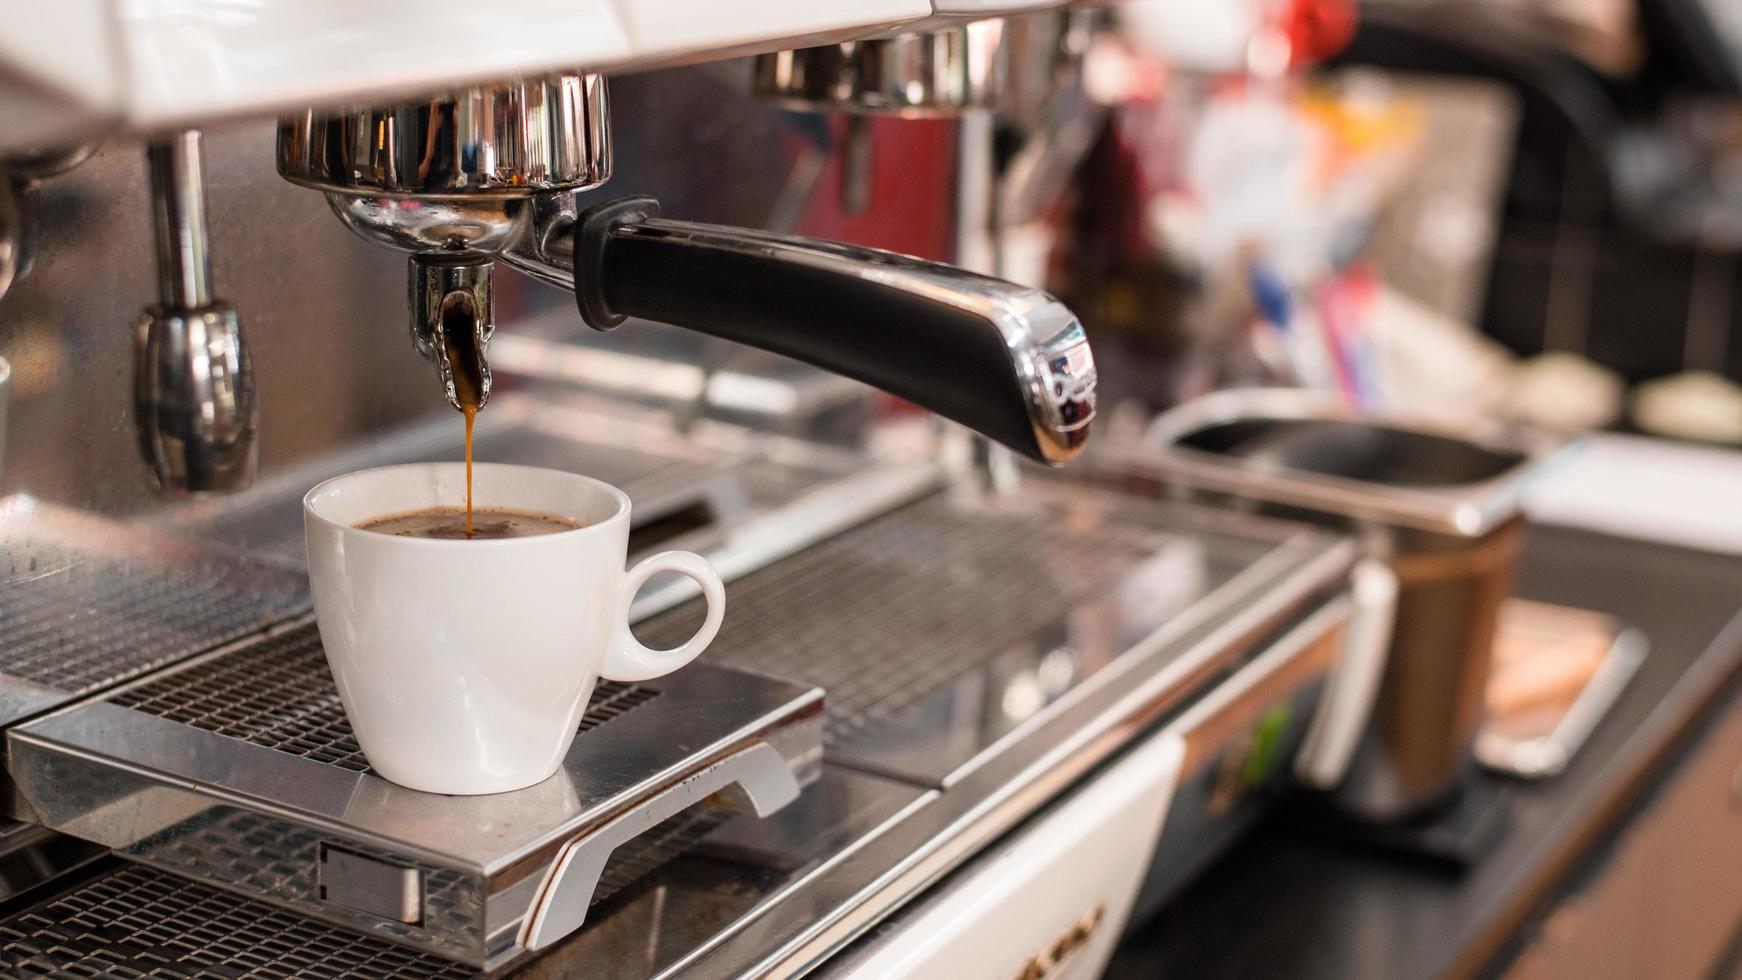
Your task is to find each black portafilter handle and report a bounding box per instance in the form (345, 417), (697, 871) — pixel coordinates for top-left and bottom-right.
(569, 196), (1095, 466)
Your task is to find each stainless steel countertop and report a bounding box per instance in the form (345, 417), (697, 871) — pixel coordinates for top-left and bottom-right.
(514, 478), (1356, 978)
(0, 412), (1358, 978)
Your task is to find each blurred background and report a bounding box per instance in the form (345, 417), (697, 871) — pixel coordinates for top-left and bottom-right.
(6, 0), (1742, 977)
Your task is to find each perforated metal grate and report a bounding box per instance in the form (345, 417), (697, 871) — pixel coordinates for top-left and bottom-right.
(0, 533), (307, 700)
(112, 623), (658, 774)
(121, 797), (722, 953)
(123, 807), (480, 944)
(636, 496), (1170, 742)
(0, 864), (474, 978)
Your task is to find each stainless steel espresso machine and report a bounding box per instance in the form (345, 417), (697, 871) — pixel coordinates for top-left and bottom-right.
(0, 6), (1362, 977)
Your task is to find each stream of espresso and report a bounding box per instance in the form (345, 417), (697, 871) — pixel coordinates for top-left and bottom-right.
(463, 405), (477, 536)
(442, 299), (488, 538)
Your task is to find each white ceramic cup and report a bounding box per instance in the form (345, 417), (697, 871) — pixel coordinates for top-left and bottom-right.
(303, 462), (725, 795)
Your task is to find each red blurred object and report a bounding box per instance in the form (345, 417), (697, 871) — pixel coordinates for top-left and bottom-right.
(1282, 0), (1359, 68)
(797, 116), (958, 262)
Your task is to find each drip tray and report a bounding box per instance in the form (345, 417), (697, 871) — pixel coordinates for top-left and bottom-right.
(5, 620), (823, 971)
(636, 484), (1305, 787)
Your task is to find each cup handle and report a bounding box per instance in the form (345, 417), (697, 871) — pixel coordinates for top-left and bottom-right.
(603, 550), (725, 682)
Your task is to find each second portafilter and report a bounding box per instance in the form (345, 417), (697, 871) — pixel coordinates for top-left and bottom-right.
(277, 72), (1095, 466)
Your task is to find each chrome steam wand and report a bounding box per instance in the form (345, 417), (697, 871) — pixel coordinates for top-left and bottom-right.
(136, 131), (257, 494)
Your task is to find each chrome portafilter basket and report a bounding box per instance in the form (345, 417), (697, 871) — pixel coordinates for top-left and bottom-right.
(752, 20), (1009, 117)
(277, 73), (611, 411)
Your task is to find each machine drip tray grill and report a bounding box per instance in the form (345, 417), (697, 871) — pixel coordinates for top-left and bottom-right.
(635, 491), (1255, 769)
(0, 863), (475, 979)
(7, 620), (823, 970)
(109, 625), (659, 774)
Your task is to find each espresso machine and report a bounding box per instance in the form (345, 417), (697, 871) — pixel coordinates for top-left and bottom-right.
(0, 6), (1363, 977)
(751, 11), (1101, 490)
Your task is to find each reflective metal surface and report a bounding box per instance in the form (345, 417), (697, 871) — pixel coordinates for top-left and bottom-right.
(1334, 519), (1524, 820)
(0, 51), (1359, 980)
(282, 62), (1093, 466)
(752, 20), (1008, 116)
(10, 632), (823, 969)
(105, 629), (652, 772)
(638, 484), (1302, 784)
(990, 10), (1100, 232)
(0, 821), (106, 906)
(0, 772), (925, 980)
(756, 11), (1100, 486)
(2, 438), (1351, 978)
(134, 304), (258, 494)
(486, 311), (873, 445)
(136, 131), (258, 494)
(1132, 388), (1569, 537)
(278, 73), (612, 413)
(0, 864), (476, 978)
(3, 143), (100, 182)
(0, 65), (915, 514)
(0, 124), (431, 517)
(516, 210), (1096, 465)
(0, 356), (8, 481)
(0, 495), (307, 728)
(516, 487), (1354, 980)
(661, 504), (1354, 979)
(0, 182), (17, 303)
(818, 606), (1346, 979)
(519, 765), (927, 980)
(278, 74), (612, 203)
(1114, 389), (1575, 822)
(0, 143), (101, 307)
(146, 134), (214, 310)
(409, 254), (494, 411)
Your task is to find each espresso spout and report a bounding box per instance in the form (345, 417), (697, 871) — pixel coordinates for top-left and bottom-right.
(410, 255), (494, 412)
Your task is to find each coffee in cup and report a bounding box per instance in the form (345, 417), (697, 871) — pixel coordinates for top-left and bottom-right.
(304, 462), (725, 795)
(357, 506), (583, 540)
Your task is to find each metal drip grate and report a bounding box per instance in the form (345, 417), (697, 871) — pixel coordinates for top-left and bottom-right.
(0, 863), (475, 978)
(123, 807), (481, 941)
(112, 623), (659, 774)
(0, 518), (308, 704)
(636, 496), (1168, 742)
